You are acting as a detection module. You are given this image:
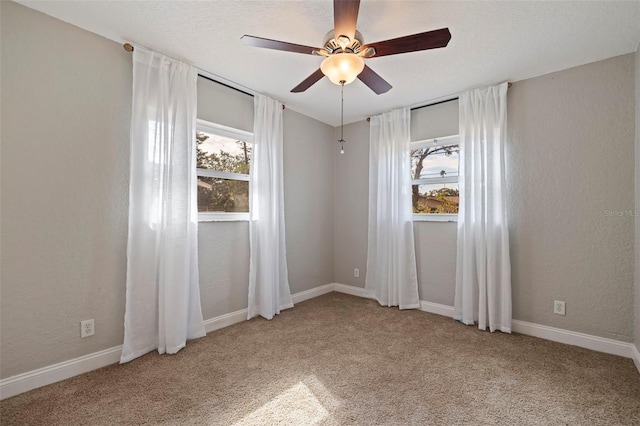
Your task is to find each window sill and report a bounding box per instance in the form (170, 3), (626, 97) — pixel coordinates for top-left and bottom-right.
(413, 214), (458, 223)
(198, 212), (249, 222)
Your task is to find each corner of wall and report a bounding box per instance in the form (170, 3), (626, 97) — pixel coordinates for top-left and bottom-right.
(281, 110), (336, 294)
(332, 120), (370, 288)
(332, 124), (340, 284)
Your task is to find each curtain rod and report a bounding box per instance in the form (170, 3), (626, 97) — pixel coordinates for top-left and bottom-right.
(365, 82), (512, 122)
(123, 43), (285, 110)
(411, 96), (458, 111)
(196, 74), (253, 98)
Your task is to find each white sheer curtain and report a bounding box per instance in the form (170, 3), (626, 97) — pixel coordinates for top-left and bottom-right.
(454, 82), (511, 333)
(121, 46), (205, 364)
(365, 108), (420, 310)
(247, 94), (293, 320)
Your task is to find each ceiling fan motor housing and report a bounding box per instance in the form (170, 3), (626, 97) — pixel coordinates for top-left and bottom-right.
(323, 29), (363, 53)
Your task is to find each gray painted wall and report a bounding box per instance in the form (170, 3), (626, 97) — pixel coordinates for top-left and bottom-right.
(414, 222), (457, 306)
(635, 44), (640, 350)
(411, 99), (459, 141)
(198, 221), (251, 320)
(197, 76), (253, 133)
(508, 54), (635, 342)
(283, 109), (335, 295)
(333, 120), (369, 287)
(1, 1), (131, 378)
(333, 55), (636, 343)
(1, 2), (335, 379)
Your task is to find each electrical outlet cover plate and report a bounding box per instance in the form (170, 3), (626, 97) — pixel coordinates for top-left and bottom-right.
(553, 300), (566, 316)
(354, 268), (360, 278)
(81, 319), (95, 338)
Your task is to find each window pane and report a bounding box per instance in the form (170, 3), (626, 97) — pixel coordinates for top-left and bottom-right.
(412, 183), (459, 214)
(196, 130), (251, 174)
(197, 177), (249, 213)
(410, 144), (459, 180)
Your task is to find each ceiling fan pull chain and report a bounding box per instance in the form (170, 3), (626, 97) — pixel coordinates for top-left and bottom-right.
(339, 81), (345, 155)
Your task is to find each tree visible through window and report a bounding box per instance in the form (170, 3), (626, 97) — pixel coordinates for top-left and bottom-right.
(410, 137), (460, 215)
(196, 123), (252, 215)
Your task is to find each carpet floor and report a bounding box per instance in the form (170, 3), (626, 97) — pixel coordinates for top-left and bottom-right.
(1, 292), (639, 425)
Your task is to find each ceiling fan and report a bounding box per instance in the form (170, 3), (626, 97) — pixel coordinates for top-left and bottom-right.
(241, 0), (451, 95)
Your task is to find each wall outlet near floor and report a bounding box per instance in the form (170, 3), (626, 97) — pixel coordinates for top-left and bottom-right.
(553, 300), (566, 316)
(81, 319), (95, 338)
(353, 268), (360, 278)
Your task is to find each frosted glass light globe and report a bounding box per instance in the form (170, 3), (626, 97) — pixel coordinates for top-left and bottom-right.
(320, 53), (365, 85)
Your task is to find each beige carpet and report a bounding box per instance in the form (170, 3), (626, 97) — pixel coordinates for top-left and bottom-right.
(1, 293), (639, 425)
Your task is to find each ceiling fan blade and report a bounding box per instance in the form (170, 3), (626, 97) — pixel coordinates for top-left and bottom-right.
(361, 28), (451, 58)
(334, 0), (360, 42)
(358, 65), (392, 94)
(241, 35), (318, 55)
(291, 68), (325, 93)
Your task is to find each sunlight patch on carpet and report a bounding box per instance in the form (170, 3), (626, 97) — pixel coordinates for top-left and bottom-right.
(233, 382), (329, 425)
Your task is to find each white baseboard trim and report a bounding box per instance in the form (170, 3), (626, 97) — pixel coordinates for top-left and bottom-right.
(419, 301), (455, 318)
(333, 283), (370, 298)
(203, 308), (248, 334)
(292, 283), (335, 304)
(511, 319), (636, 360)
(632, 344), (640, 372)
(333, 284), (459, 317)
(0, 345), (123, 401)
(206, 284), (336, 334)
(0, 283), (339, 400)
(4, 283), (637, 400)
(334, 283), (639, 373)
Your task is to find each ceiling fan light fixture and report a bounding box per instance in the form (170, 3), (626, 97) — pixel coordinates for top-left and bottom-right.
(320, 53), (365, 86)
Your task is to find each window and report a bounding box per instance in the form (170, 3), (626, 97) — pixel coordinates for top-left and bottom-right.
(196, 119), (253, 221)
(410, 135), (460, 221)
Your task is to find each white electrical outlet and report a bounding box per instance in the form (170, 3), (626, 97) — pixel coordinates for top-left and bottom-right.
(354, 268), (360, 278)
(81, 319), (95, 338)
(553, 300), (566, 316)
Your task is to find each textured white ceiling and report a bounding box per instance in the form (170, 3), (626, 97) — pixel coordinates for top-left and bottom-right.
(16, 0), (640, 126)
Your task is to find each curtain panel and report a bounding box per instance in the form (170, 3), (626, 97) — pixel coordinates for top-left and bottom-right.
(365, 108), (421, 310)
(248, 94), (293, 320)
(454, 82), (512, 333)
(121, 46), (205, 363)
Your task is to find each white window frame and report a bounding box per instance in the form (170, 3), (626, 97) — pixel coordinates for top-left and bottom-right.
(411, 134), (460, 222)
(196, 119), (253, 222)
